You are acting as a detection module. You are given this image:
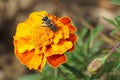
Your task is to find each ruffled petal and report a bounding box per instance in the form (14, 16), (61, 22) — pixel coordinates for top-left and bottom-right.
(61, 25), (69, 39)
(15, 23), (31, 38)
(47, 54), (67, 68)
(59, 17), (77, 33)
(53, 30), (63, 44)
(27, 54), (46, 70)
(45, 41), (73, 56)
(15, 49), (34, 64)
(67, 34), (78, 44)
(17, 38), (34, 53)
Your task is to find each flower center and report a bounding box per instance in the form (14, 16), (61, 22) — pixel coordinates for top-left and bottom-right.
(30, 26), (54, 49)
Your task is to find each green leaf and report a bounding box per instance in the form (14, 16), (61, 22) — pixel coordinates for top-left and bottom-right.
(111, 0), (120, 6)
(103, 17), (117, 27)
(62, 63), (87, 79)
(77, 27), (88, 46)
(113, 58), (120, 71)
(114, 16), (120, 28)
(91, 24), (104, 38)
(111, 52), (120, 58)
(18, 74), (41, 80)
(111, 28), (120, 34)
(80, 27), (88, 39)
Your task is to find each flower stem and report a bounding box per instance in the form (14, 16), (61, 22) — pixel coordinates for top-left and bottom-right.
(107, 42), (120, 57)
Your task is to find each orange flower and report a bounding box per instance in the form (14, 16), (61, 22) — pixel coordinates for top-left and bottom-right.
(13, 11), (78, 71)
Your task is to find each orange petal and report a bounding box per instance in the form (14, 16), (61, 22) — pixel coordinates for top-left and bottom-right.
(47, 54), (67, 68)
(59, 17), (77, 33)
(67, 23), (77, 33)
(59, 17), (71, 25)
(15, 49), (28, 62)
(13, 39), (33, 62)
(67, 34), (78, 44)
(38, 56), (47, 71)
(15, 23), (31, 38)
(45, 41), (73, 56)
(68, 45), (75, 52)
(53, 30), (63, 44)
(67, 34), (78, 52)
(27, 54), (46, 70)
(52, 41), (73, 52)
(61, 25), (69, 39)
(22, 50), (34, 63)
(17, 38), (34, 53)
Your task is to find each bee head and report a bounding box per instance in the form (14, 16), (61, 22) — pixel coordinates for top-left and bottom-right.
(42, 16), (48, 21)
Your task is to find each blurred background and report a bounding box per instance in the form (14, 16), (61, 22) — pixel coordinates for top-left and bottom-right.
(0, 0), (120, 80)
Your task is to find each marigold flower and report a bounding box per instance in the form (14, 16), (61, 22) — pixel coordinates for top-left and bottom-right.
(13, 11), (78, 71)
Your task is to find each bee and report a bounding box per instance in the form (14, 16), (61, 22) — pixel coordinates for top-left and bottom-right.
(42, 16), (58, 32)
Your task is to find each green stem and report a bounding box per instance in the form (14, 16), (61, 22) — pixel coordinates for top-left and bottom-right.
(107, 42), (120, 58)
(54, 69), (58, 80)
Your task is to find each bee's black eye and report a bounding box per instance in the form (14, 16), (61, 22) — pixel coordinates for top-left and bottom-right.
(42, 16), (48, 21)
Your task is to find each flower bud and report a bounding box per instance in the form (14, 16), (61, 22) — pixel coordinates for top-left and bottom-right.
(87, 55), (109, 74)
